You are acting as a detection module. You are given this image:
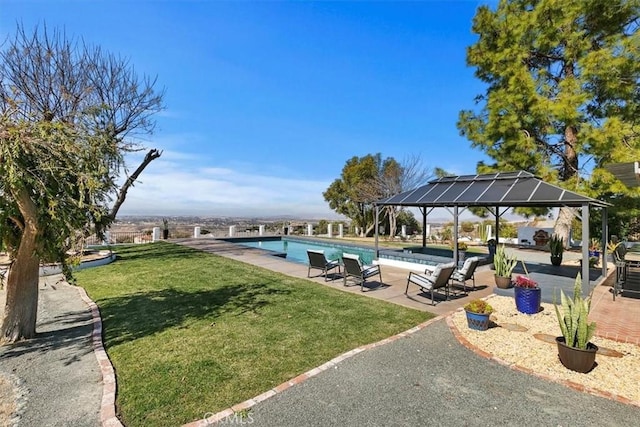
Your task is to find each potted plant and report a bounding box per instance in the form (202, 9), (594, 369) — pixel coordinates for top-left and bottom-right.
(493, 244), (517, 288)
(464, 299), (494, 331)
(606, 239), (620, 263)
(587, 238), (600, 267)
(549, 234), (563, 266)
(513, 263), (541, 314)
(554, 274), (598, 373)
(455, 241), (468, 263)
(487, 238), (497, 261)
(162, 218), (169, 240)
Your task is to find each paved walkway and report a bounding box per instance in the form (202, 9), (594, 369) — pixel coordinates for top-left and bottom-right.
(247, 319), (640, 426)
(0, 275), (102, 427)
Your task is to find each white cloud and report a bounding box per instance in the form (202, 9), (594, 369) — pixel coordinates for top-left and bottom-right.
(115, 160), (340, 218)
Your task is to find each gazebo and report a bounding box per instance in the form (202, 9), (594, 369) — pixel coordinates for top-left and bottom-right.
(374, 171), (611, 287)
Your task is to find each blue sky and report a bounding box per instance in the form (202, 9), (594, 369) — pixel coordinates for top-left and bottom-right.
(1, 1), (494, 218)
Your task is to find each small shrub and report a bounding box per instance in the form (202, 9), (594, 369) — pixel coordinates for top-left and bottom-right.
(464, 299), (494, 314)
(514, 275), (538, 288)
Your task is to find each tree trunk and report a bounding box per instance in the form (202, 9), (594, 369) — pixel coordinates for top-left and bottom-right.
(555, 57), (580, 250)
(386, 206), (398, 239)
(554, 207), (575, 249)
(1, 189), (41, 343)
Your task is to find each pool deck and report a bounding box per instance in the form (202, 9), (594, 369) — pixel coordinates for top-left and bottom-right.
(175, 237), (640, 344)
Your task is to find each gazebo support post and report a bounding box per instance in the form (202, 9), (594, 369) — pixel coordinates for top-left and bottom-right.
(495, 205), (500, 244)
(602, 207), (608, 278)
(374, 205), (380, 258)
(421, 207), (427, 248)
(582, 203), (590, 291)
(487, 206), (507, 244)
(453, 206), (459, 265)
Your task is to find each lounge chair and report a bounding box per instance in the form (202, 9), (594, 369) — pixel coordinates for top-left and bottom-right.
(451, 256), (480, 292)
(341, 253), (382, 291)
(405, 262), (456, 305)
(307, 250), (341, 281)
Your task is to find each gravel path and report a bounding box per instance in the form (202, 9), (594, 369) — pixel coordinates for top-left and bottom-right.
(0, 275), (102, 426)
(246, 319), (640, 426)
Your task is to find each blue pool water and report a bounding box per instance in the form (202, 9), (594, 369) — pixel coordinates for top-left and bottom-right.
(237, 238), (375, 265)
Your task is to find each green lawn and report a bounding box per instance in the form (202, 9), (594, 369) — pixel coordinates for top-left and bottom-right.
(76, 243), (431, 426)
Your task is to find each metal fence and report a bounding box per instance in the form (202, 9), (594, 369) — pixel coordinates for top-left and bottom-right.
(85, 227), (282, 245)
(85, 231), (152, 246)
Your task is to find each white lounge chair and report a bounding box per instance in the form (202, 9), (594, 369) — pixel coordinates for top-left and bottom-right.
(405, 262), (456, 305)
(451, 256), (480, 292)
(341, 253), (382, 291)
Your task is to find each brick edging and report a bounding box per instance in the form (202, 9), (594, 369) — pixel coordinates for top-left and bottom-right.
(76, 287), (124, 427)
(446, 307), (640, 408)
(183, 314), (446, 426)
(594, 330), (640, 345)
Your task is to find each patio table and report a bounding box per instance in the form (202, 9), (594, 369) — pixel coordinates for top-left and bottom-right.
(625, 251), (640, 267)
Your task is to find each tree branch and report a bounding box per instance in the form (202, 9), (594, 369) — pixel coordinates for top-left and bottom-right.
(107, 148), (162, 222)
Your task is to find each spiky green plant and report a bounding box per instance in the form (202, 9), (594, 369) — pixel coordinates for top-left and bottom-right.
(549, 234), (564, 257)
(494, 244), (517, 277)
(554, 274), (596, 349)
(478, 224), (489, 243)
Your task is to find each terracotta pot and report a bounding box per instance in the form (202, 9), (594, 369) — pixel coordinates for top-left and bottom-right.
(556, 337), (598, 373)
(494, 274), (512, 289)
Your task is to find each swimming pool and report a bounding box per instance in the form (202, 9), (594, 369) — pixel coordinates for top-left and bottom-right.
(232, 237), (375, 265)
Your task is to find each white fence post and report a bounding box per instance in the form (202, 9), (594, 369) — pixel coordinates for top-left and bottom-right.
(307, 224), (313, 236)
(152, 227), (160, 242)
(229, 225), (236, 237)
(259, 225), (265, 236)
(327, 223), (333, 237)
(401, 225), (407, 238)
(194, 227), (201, 238)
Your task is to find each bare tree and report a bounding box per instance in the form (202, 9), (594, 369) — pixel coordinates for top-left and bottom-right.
(358, 154), (432, 238)
(0, 24), (164, 343)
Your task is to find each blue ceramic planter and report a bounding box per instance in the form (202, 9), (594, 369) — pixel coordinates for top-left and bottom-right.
(514, 286), (541, 314)
(465, 310), (490, 331)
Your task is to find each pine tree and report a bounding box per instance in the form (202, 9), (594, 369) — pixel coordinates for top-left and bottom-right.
(458, 0), (640, 243)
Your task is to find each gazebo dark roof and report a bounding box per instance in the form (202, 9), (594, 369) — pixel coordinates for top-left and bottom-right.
(376, 171), (610, 208)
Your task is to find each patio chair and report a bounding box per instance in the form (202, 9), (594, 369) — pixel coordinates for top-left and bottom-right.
(341, 253), (382, 291)
(405, 262), (456, 305)
(451, 256), (480, 292)
(612, 244), (628, 300)
(307, 250), (341, 281)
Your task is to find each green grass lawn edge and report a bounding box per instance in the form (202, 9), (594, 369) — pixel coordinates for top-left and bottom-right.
(75, 242), (432, 427)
